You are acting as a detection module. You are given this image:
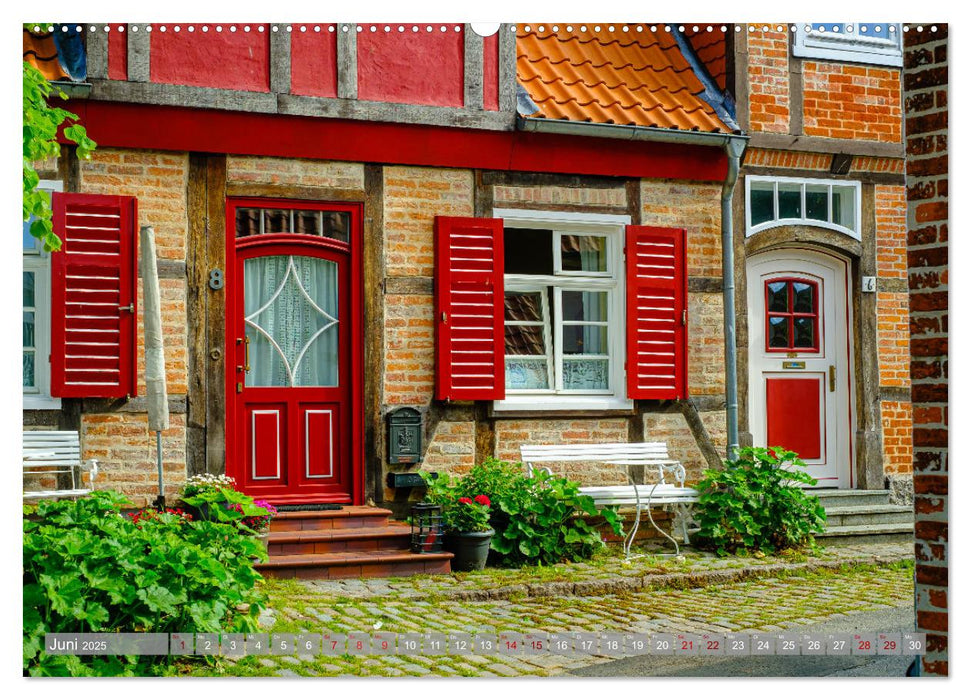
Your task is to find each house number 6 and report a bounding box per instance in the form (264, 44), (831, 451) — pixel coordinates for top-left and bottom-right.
(209, 268), (224, 290)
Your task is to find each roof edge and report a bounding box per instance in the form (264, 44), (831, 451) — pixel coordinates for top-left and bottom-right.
(516, 115), (748, 149)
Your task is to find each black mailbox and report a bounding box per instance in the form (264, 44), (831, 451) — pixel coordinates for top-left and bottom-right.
(387, 407), (422, 464)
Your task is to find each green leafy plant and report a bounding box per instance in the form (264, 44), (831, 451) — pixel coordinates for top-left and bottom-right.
(692, 447), (827, 556)
(23, 491), (267, 676)
(23, 50), (97, 251)
(176, 476), (276, 533)
(423, 458), (622, 566)
(424, 486), (493, 534)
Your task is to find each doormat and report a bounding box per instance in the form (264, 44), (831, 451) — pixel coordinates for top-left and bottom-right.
(275, 504), (344, 512)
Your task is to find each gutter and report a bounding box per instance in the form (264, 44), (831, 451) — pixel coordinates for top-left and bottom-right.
(517, 115), (748, 459)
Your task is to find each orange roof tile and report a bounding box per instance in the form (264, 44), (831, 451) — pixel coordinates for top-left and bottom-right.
(683, 26), (728, 92)
(517, 27), (731, 133)
(23, 29), (69, 81)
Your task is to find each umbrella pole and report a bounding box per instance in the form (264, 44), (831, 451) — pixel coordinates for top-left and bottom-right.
(156, 430), (164, 509)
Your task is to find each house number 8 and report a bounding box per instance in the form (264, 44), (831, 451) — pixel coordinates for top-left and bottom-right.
(209, 268), (224, 290)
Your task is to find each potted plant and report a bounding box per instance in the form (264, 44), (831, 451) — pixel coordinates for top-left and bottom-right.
(440, 494), (494, 571)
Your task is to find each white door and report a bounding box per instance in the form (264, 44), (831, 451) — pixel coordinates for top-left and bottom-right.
(747, 248), (854, 488)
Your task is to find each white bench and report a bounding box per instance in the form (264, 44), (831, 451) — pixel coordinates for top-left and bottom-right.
(23, 430), (99, 500)
(520, 442), (699, 556)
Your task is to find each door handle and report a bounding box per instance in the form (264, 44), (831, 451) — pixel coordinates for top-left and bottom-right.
(244, 335), (251, 372)
(118, 303), (134, 313)
(829, 365), (836, 392)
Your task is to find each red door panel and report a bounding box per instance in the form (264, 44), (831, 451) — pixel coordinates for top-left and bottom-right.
(249, 405), (286, 483)
(766, 376), (824, 460)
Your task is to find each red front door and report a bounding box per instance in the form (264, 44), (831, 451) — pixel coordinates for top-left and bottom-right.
(225, 200), (363, 504)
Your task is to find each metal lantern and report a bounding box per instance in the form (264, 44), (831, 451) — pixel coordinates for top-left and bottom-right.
(410, 502), (443, 553)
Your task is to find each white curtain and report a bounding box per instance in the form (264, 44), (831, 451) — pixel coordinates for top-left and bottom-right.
(244, 255), (339, 387)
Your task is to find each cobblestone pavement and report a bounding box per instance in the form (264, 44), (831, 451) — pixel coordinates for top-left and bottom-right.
(198, 542), (914, 678)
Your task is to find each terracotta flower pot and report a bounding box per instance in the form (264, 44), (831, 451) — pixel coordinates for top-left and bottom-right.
(443, 529), (494, 571)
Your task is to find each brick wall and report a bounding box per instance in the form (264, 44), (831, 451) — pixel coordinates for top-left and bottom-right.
(876, 292), (911, 388)
(644, 410), (727, 483)
(746, 28), (790, 133)
(880, 400), (913, 475)
(495, 419), (630, 485)
(226, 155), (364, 190)
(903, 24), (948, 677)
(75, 149), (190, 505)
(803, 63), (902, 142)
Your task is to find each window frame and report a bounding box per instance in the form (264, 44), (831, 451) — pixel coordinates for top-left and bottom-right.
(23, 180), (63, 409)
(745, 175), (862, 241)
(764, 277), (821, 353)
(793, 23), (903, 67)
(493, 208), (632, 412)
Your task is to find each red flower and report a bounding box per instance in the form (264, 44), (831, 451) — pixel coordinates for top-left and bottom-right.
(474, 495), (491, 507)
(458, 497), (472, 505)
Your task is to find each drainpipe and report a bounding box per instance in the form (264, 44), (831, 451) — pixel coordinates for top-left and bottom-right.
(721, 139), (746, 461)
(516, 117), (748, 460)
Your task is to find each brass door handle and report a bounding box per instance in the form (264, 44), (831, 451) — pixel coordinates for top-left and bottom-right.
(244, 335), (251, 372)
(829, 365), (836, 392)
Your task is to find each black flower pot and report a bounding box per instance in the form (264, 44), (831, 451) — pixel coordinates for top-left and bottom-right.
(443, 529), (494, 571)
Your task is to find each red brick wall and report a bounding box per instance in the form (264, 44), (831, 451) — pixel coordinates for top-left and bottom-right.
(903, 24), (948, 677)
(746, 28), (790, 133)
(803, 63), (902, 142)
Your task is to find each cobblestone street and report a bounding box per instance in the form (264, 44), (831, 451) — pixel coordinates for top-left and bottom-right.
(194, 542), (915, 677)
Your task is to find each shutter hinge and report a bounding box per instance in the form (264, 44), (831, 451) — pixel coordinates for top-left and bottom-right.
(442, 312), (448, 324)
(682, 310), (687, 326)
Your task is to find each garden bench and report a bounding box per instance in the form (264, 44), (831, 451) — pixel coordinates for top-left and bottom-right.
(23, 430), (98, 500)
(520, 442), (699, 557)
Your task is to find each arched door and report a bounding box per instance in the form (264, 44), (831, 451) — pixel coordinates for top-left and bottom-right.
(225, 200), (363, 503)
(746, 247), (854, 487)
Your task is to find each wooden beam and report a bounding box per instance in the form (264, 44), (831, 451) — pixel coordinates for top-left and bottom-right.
(86, 27), (108, 80)
(498, 24), (516, 112)
(226, 182), (366, 202)
(270, 26), (291, 94)
(185, 153), (209, 476)
(363, 163), (385, 504)
(747, 133), (906, 158)
(127, 24), (150, 82)
(205, 155), (228, 474)
(337, 24), (358, 100)
(464, 26), (484, 111)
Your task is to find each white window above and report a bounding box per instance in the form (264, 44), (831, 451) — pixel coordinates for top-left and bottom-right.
(793, 23), (903, 67)
(493, 209), (632, 412)
(746, 176), (861, 241)
(23, 180), (63, 409)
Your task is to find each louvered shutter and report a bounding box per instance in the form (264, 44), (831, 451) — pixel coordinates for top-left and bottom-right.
(626, 225), (688, 399)
(50, 193), (138, 398)
(434, 216), (505, 401)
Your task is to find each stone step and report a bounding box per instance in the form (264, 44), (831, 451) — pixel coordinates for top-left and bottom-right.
(269, 506), (392, 532)
(267, 524), (413, 556)
(813, 489), (895, 508)
(824, 504), (914, 529)
(816, 522), (914, 547)
(256, 548), (453, 580)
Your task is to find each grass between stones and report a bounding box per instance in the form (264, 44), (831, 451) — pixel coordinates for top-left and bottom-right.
(168, 557), (914, 677)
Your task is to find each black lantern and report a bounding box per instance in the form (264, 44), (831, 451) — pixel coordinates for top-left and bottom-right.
(410, 502), (443, 553)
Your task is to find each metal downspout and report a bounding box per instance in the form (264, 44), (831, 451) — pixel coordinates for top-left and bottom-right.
(721, 139), (746, 460)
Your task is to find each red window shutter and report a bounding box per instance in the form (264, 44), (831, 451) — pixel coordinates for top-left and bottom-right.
(626, 225), (688, 400)
(434, 216), (505, 401)
(50, 193), (138, 398)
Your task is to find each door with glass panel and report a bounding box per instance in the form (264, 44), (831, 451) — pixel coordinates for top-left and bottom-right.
(746, 248), (853, 488)
(226, 201), (359, 503)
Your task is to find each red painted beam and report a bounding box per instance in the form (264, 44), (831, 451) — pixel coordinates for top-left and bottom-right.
(63, 100), (728, 182)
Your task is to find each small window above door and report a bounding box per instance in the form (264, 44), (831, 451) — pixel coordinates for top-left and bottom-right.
(235, 206), (350, 243)
(746, 176), (861, 241)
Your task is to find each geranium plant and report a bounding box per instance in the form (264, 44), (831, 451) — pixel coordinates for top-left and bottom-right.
(440, 495), (492, 534)
(228, 499), (278, 533)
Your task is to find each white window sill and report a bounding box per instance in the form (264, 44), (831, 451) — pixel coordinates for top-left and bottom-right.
(23, 395), (62, 410)
(493, 396), (634, 413)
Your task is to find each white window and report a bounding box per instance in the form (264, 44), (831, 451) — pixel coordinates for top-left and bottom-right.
(493, 209), (632, 412)
(793, 23), (902, 67)
(23, 181), (62, 409)
(746, 175), (862, 241)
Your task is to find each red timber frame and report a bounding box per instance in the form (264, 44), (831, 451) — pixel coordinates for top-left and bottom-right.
(224, 198), (365, 505)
